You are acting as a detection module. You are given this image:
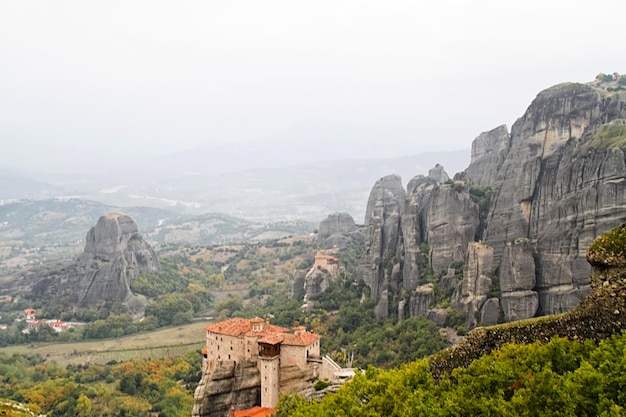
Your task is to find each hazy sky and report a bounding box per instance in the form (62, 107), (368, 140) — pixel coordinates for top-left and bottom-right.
(1, 0), (625, 171)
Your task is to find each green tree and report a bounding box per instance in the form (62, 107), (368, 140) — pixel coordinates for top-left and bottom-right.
(145, 294), (194, 327)
(214, 295), (243, 319)
(76, 393), (93, 416)
(278, 335), (626, 417)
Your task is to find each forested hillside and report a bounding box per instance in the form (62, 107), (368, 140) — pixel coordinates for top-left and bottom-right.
(278, 219), (626, 416)
(278, 334), (626, 416)
(0, 350), (201, 416)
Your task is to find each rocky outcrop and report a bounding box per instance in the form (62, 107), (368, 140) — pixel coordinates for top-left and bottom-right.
(482, 84), (602, 261)
(362, 175), (406, 320)
(289, 271), (306, 300)
(587, 222), (626, 284)
(498, 239), (538, 321)
(32, 213), (160, 313)
(192, 360), (318, 417)
(295, 213), (363, 305)
(296, 247), (344, 308)
(451, 242), (494, 328)
(482, 83), (624, 315)
(401, 175), (437, 293)
(479, 298), (500, 326)
(361, 80), (626, 327)
(498, 239), (536, 293)
(317, 212), (364, 250)
(428, 164), (450, 184)
(429, 221), (626, 379)
(363, 170), (480, 320)
(464, 125), (510, 186)
(303, 267), (333, 308)
(423, 182), (479, 273)
(409, 284), (434, 318)
(319, 212), (357, 237)
(192, 360), (261, 417)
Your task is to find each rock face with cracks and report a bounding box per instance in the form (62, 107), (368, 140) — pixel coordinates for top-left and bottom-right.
(318, 212), (357, 238)
(361, 81), (626, 325)
(429, 221), (626, 379)
(32, 213), (160, 313)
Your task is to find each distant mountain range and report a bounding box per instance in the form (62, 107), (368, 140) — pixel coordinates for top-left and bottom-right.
(0, 198), (314, 250)
(0, 149), (469, 223)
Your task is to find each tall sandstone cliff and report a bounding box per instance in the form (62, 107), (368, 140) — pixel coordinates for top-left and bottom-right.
(32, 212), (160, 313)
(362, 80), (626, 325)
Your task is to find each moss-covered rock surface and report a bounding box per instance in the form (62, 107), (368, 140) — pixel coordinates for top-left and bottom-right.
(587, 222), (626, 268)
(590, 121), (626, 150)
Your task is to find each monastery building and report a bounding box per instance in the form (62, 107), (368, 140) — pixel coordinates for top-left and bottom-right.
(203, 317), (320, 408)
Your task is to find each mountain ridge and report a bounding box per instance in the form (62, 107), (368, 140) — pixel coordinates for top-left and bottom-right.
(361, 77), (626, 327)
(0, 149), (469, 221)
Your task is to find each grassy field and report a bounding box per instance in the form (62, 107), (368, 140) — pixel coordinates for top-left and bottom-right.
(0, 321), (209, 366)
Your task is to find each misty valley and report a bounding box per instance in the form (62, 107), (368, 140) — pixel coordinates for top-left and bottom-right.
(1, 75), (626, 416)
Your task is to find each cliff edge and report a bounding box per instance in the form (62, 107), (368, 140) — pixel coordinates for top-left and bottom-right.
(429, 221), (626, 378)
(361, 78), (626, 325)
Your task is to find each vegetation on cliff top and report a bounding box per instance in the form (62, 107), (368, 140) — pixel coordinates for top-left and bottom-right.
(427, 221), (626, 377)
(590, 120), (626, 151)
(587, 222), (626, 266)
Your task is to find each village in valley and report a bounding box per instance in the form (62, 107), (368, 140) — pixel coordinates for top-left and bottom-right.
(0, 306), (79, 334)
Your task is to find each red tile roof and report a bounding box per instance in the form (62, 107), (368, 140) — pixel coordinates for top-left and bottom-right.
(281, 331), (320, 346)
(314, 254), (339, 262)
(232, 406), (276, 417)
(258, 333), (284, 345)
(206, 317), (320, 346)
(206, 317), (287, 337)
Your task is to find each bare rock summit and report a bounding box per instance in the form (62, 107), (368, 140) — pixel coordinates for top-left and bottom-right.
(32, 213), (160, 313)
(361, 78), (626, 325)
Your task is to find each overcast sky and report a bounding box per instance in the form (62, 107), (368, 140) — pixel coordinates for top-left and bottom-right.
(1, 0), (625, 171)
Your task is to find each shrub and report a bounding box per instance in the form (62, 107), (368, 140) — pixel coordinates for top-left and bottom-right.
(314, 380), (329, 391)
